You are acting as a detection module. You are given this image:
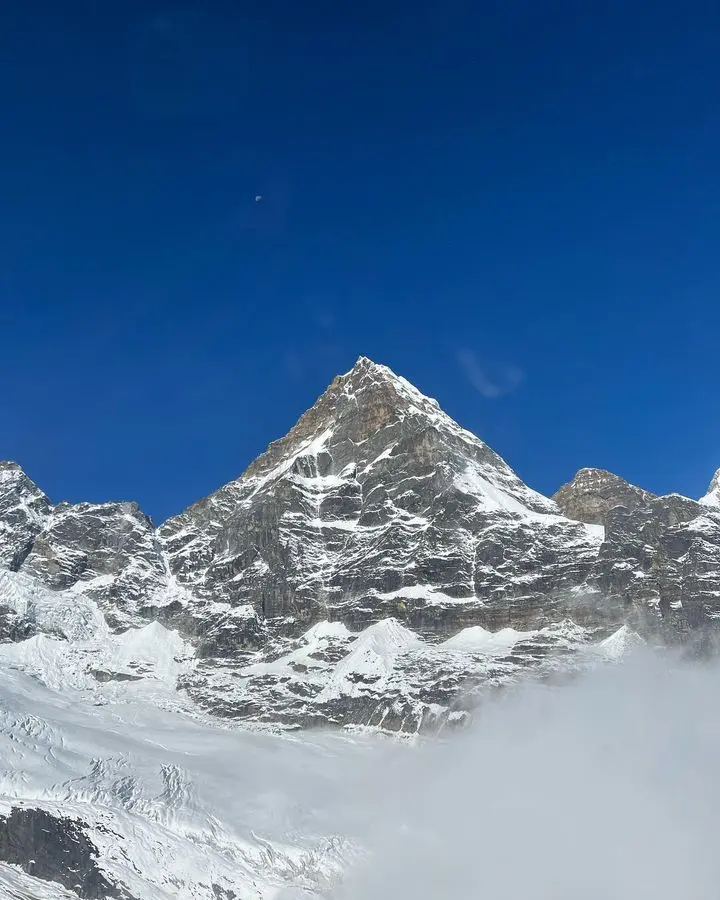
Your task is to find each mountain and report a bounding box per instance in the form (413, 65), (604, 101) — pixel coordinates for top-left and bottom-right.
(2, 357), (720, 898)
(1, 356), (720, 734)
(552, 467), (656, 524)
(159, 358), (601, 640)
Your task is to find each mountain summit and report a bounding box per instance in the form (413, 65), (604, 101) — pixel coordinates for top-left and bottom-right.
(159, 355), (575, 638)
(553, 468), (656, 525)
(1, 359), (720, 729)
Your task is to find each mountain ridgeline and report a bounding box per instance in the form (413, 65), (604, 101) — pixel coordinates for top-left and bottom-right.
(2, 357), (719, 729)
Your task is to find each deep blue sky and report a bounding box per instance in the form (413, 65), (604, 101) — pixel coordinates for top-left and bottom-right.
(2, 0), (720, 522)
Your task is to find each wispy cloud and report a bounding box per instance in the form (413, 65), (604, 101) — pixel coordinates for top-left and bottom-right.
(456, 349), (524, 399)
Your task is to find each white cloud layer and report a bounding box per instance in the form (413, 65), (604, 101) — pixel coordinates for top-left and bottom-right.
(333, 650), (720, 900)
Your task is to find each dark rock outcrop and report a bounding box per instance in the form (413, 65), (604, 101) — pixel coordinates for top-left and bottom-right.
(21, 501), (167, 629)
(0, 462), (51, 570)
(553, 467), (655, 525)
(0, 807), (135, 899)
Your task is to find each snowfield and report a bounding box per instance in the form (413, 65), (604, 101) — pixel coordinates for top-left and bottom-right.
(0, 573), (645, 900)
(0, 582), (671, 900)
(0, 591), (719, 900)
(0, 643), (366, 899)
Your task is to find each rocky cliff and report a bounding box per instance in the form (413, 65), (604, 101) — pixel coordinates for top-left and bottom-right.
(553, 467), (656, 524)
(1, 357), (719, 731)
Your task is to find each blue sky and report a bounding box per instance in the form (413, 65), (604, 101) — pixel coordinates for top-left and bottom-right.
(2, 1), (720, 522)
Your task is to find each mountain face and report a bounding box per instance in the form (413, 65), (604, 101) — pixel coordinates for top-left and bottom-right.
(159, 357), (600, 640)
(0, 461), (51, 570)
(1, 357), (720, 733)
(2, 357), (720, 898)
(553, 467), (656, 525)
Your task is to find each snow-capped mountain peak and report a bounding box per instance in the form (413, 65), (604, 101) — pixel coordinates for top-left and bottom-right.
(2, 359), (720, 897)
(157, 357), (572, 642)
(2, 360), (720, 739)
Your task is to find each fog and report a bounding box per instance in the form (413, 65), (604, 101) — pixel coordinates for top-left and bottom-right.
(330, 651), (720, 899)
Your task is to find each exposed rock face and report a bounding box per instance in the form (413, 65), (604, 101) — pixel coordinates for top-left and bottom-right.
(22, 501), (168, 630)
(159, 357), (603, 646)
(553, 467), (655, 525)
(0, 807), (134, 899)
(592, 495), (720, 637)
(0, 356), (719, 731)
(0, 461), (51, 570)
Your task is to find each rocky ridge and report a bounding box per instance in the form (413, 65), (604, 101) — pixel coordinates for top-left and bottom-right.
(1, 357), (719, 731)
(552, 467), (656, 525)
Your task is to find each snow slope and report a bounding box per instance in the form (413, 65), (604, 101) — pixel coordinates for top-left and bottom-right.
(0, 569), (660, 899)
(0, 651), (366, 899)
(700, 469), (720, 507)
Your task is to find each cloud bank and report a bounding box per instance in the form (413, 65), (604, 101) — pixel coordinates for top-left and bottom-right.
(332, 651), (720, 900)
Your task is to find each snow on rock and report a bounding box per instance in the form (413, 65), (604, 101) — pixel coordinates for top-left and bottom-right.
(0, 462), (51, 570)
(157, 355), (599, 637)
(0, 657), (361, 900)
(18, 499), (170, 630)
(0, 569), (108, 642)
(0, 625), (194, 697)
(242, 620), (353, 678)
(3, 358), (720, 736)
(376, 584), (476, 606)
(0, 571), (194, 698)
(700, 468), (720, 507)
(442, 625), (536, 655)
(595, 626), (646, 661)
(583, 522), (606, 542)
(453, 462), (556, 519)
(107, 621), (194, 685)
(304, 621), (353, 642)
(683, 515), (720, 536)
(319, 619), (422, 701)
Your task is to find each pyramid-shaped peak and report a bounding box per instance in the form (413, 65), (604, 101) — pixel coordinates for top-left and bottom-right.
(0, 461), (51, 507)
(553, 467), (655, 525)
(0, 461), (44, 493)
(172, 353), (559, 529)
(344, 355), (381, 374)
(339, 356), (442, 412)
(0, 460), (27, 481)
(342, 355), (407, 386)
(237, 357), (448, 485)
(566, 468), (640, 488)
(343, 355), (407, 382)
